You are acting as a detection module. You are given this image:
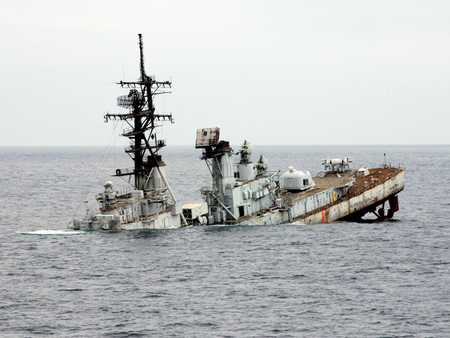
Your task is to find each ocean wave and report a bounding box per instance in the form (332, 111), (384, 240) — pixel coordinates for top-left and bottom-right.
(17, 229), (85, 235)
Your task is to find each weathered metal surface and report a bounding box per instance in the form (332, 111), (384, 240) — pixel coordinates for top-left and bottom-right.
(194, 126), (405, 227)
(195, 128), (220, 149)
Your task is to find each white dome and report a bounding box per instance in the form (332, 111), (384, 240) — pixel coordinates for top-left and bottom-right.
(283, 167), (314, 191)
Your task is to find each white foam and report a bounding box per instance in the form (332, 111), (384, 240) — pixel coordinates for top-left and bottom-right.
(17, 229), (85, 235)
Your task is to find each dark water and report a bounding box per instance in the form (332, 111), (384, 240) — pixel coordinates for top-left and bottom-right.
(1, 145), (449, 337)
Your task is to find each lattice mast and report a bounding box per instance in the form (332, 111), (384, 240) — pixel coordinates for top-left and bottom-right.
(104, 34), (173, 190)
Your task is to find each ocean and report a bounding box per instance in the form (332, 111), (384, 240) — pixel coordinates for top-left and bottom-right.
(1, 145), (449, 337)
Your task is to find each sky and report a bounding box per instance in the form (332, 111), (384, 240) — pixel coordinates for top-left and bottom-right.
(1, 0), (449, 146)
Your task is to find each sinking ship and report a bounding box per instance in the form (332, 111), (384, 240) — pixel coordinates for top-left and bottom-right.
(72, 35), (405, 231)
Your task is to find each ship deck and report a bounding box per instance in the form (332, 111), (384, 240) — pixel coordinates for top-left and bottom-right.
(348, 166), (404, 198)
(226, 166), (404, 225)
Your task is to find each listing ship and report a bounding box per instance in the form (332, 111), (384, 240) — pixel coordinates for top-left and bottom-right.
(185, 129), (405, 227)
(72, 35), (405, 231)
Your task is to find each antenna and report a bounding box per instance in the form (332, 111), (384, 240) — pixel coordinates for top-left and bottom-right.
(138, 33), (147, 82)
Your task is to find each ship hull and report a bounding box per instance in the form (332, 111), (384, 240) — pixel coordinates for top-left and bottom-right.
(229, 169), (405, 227)
(296, 169), (405, 225)
(73, 211), (182, 231)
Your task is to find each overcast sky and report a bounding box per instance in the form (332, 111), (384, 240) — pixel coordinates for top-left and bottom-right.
(1, 0), (449, 146)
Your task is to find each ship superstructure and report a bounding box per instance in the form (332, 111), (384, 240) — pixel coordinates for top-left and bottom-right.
(180, 128), (405, 227)
(73, 34), (186, 230)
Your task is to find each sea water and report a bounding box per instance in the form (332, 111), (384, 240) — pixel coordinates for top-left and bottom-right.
(1, 145), (449, 337)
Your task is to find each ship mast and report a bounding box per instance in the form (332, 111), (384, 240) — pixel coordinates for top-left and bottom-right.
(104, 34), (173, 190)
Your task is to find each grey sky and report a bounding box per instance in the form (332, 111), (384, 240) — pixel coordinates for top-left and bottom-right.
(1, 0), (449, 146)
